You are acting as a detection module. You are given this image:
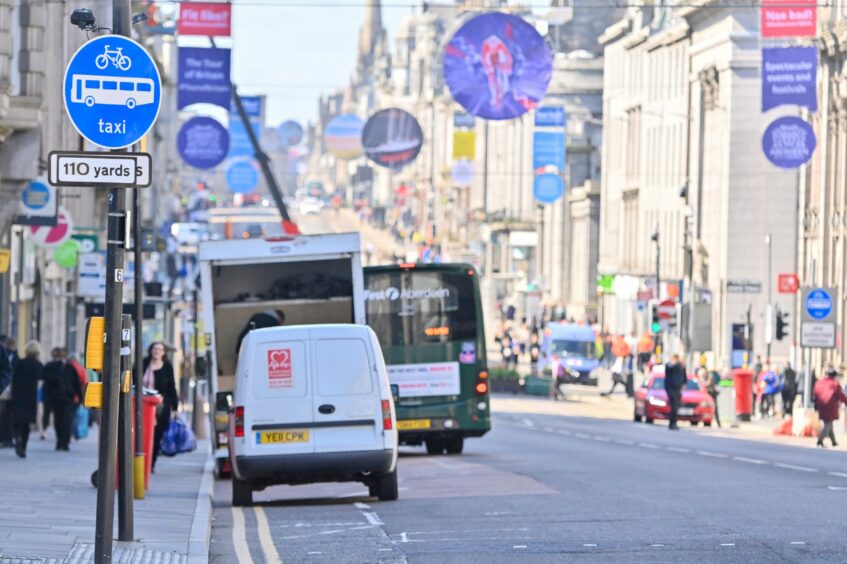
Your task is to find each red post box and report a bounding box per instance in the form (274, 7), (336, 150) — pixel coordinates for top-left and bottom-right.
(733, 369), (754, 421)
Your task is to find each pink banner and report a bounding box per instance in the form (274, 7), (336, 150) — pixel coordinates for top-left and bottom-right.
(761, 0), (816, 38)
(178, 2), (231, 37)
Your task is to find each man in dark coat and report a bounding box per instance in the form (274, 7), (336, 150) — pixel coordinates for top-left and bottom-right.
(44, 348), (82, 451)
(235, 310), (285, 355)
(664, 354), (687, 431)
(781, 363), (798, 418)
(10, 342), (43, 458)
(814, 366), (847, 448)
(0, 338), (13, 448)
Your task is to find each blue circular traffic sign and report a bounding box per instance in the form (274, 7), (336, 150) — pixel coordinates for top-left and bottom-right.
(21, 181), (50, 210)
(63, 35), (162, 149)
(227, 160), (259, 194)
(533, 173), (565, 204)
(805, 288), (833, 320)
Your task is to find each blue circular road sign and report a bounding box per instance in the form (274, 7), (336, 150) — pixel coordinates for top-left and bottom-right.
(227, 160), (259, 194)
(805, 288), (833, 320)
(533, 173), (565, 204)
(21, 181), (50, 210)
(63, 35), (162, 149)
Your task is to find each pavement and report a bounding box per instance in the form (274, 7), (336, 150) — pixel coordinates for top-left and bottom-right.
(0, 426), (214, 564)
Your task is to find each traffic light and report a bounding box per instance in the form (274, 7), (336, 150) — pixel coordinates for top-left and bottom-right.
(776, 307), (789, 341)
(651, 302), (661, 334)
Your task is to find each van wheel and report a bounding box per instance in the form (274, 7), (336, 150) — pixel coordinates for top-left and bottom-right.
(445, 436), (464, 455)
(232, 477), (253, 507)
(425, 439), (444, 455)
(375, 470), (398, 501)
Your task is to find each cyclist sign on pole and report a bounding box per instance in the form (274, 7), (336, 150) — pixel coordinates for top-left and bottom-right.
(63, 35), (162, 149)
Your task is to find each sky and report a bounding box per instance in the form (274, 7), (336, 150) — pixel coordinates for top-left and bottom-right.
(229, 1), (416, 129)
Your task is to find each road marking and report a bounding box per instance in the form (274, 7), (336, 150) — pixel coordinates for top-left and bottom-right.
(791, 541), (806, 545)
(638, 442), (660, 449)
(614, 438), (635, 445)
(593, 435), (611, 442)
(651, 544), (665, 547)
(665, 446), (690, 453)
(350, 525), (378, 530)
(574, 432), (591, 439)
(557, 430), (573, 436)
(827, 486), (847, 491)
(733, 456), (767, 465)
(775, 463), (818, 473)
(307, 552), (322, 555)
(254, 507), (283, 564)
(399, 532), (409, 543)
(522, 418), (535, 427)
(319, 530), (344, 535)
(828, 471), (847, 479)
(721, 543), (735, 547)
(363, 512), (384, 526)
(696, 450), (728, 458)
(513, 545), (527, 549)
(231, 507), (254, 564)
(353, 502), (371, 509)
(378, 548), (392, 551)
(543, 426), (555, 432)
(583, 543), (597, 547)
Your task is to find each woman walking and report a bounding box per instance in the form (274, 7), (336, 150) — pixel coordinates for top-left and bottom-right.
(10, 341), (43, 458)
(143, 342), (179, 471)
(813, 365), (847, 448)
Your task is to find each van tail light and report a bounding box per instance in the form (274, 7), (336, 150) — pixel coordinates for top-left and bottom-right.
(234, 406), (244, 438)
(381, 400), (393, 431)
(475, 370), (489, 395)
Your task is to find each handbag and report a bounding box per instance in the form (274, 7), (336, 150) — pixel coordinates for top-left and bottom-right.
(73, 406), (89, 440)
(160, 414), (197, 457)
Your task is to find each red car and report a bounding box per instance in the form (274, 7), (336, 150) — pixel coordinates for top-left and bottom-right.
(633, 367), (715, 426)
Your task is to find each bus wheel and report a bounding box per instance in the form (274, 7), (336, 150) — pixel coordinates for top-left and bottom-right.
(85, 96), (95, 107)
(126, 98), (136, 109)
(445, 436), (464, 455)
(425, 438), (445, 455)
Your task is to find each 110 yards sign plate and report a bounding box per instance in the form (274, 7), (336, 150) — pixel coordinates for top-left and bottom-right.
(48, 151), (151, 188)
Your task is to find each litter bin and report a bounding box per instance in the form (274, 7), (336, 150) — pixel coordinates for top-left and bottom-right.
(135, 393), (163, 490)
(732, 369), (753, 422)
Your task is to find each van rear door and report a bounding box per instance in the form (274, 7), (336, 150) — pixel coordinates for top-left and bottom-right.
(245, 329), (315, 457)
(311, 329), (382, 453)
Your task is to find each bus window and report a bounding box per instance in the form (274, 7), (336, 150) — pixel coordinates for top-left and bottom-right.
(119, 82), (134, 91)
(102, 81), (117, 90)
(137, 82), (152, 92)
(85, 79), (100, 89)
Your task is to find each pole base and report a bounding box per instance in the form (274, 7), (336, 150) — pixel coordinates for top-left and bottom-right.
(133, 455), (146, 500)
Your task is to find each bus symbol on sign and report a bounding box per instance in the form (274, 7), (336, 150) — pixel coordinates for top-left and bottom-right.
(63, 35), (161, 149)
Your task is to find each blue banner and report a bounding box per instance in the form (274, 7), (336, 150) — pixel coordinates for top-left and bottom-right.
(533, 131), (565, 172)
(178, 117), (229, 170)
(228, 97), (263, 159)
(762, 116), (816, 169)
(762, 46), (817, 112)
(535, 107), (566, 128)
(533, 173), (565, 204)
(177, 47), (231, 109)
(232, 96), (262, 118)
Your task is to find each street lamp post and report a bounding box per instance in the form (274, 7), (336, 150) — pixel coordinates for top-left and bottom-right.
(765, 233), (773, 364)
(651, 224), (660, 355)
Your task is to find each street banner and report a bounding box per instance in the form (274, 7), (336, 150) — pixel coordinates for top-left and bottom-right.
(533, 131), (566, 172)
(761, 0), (816, 38)
(178, 116), (229, 169)
(453, 130), (476, 160)
(278, 120), (304, 148)
(15, 179), (57, 226)
(535, 106), (566, 128)
(444, 12), (552, 120)
(362, 108), (423, 170)
(451, 161), (474, 187)
(453, 112), (475, 129)
(177, 47), (231, 110)
(226, 160), (259, 194)
(63, 35), (162, 149)
(324, 114), (364, 159)
(762, 46), (817, 112)
(762, 116), (816, 169)
(533, 173), (565, 204)
(178, 2), (232, 37)
(228, 97), (263, 159)
(234, 95), (262, 118)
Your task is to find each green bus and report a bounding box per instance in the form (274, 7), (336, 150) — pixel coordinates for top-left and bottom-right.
(363, 263), (491, 455)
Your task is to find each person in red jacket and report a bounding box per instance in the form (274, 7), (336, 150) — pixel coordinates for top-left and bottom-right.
(813, 365), (847, 448)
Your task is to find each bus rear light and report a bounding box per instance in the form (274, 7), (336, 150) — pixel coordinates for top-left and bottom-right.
(234, 406), (244, 438)
(475, 370), (489, 395)
(381, 400), (393, 430)
(478, 370), (489, 380)
(475, 381), (489, 394)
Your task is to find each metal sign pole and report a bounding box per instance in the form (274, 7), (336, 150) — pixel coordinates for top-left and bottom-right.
(117, 314), (133, 540)
(133, 184), (145, 496)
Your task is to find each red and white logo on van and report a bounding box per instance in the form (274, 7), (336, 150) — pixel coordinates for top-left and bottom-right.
(267, 349), (293, 389)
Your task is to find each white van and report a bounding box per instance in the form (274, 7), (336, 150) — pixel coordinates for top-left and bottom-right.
(228, 324), (399, 506)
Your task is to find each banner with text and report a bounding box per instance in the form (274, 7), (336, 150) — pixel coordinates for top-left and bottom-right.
(178, 2), (232, 36)
(177, 47), (231, 109)
(762, 46), (817, 111)
(761, 0), (816, 38)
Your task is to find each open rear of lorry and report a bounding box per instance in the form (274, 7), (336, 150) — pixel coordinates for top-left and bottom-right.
(198, 233), (365, 476)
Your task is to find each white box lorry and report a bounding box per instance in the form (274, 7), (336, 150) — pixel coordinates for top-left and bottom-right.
(198, 233), (365, 476)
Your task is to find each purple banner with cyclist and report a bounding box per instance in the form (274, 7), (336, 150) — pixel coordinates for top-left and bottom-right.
(443, 12), (552, 121)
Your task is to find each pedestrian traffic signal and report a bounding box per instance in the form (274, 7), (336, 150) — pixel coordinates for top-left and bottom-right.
(776, 307), (789, 341)
(651, 303), (661, 334)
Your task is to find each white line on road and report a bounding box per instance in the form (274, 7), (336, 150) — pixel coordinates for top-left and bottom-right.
(231, 507), (254, 564)
(254, 507), (283, 564)
(638, 442), (660, 449)
(543, 426), (555, 432)
(665, 447), (690, 453)
(307, 552), (322, 555)
(593, 436), (611, 442)
(720, 543), (735, 547)
(775, 463), (818, 473)
(557, 430), (573, 436)
(732, 456), (767, 465)
(827, 486), (847, 491)
(651, 544), (665, 547)
(522, 418), (535, 427)
(350, 525), (378, 530)
(583, 543), (597, 547)
(791, 541), (807, 545)
(354, 502), (371, 509)
(614, 438), (635, 445)
(378, 548), (393, 551)
(363, 512), (384, 526)
(696, 450), (728, 458)
(399, 532), (409, 543)
(829, 471), (847, 479)
(513, 545), (527, 549)
(574, 432), (591, 439)
(319, 530), (344, 535)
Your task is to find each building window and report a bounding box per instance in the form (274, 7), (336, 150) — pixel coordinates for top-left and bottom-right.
(626, 106), (642, 185)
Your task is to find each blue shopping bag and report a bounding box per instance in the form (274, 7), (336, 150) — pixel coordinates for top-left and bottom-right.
(73, 405), (89, 440)
(160, 415), (197, 457)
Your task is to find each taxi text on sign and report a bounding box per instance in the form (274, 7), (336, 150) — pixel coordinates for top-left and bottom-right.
(63, 35), (162, 149)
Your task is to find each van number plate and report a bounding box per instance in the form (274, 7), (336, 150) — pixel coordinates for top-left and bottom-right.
(256, 430), (310, 444)
(397, 419), (431, 430)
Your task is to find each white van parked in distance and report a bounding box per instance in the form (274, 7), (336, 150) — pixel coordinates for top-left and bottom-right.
(229, 324), (399, 506)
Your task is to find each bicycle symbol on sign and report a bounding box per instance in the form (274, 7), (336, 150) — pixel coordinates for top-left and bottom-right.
(95, 45), (131, 71)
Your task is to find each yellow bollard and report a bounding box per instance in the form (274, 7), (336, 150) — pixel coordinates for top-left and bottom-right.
(133, 455), (146, 499)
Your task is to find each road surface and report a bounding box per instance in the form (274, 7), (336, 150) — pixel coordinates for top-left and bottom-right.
(210, 405), (847, 563)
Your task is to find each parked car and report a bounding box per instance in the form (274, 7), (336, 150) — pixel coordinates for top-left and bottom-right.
(228, 324), (399, 506)
(298, 196), (324, 215)
(633, 366), (715, 426)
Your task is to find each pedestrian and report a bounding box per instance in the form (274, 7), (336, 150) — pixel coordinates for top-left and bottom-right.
(235, 309), (285, 355)
(753, 354), (763, 414)
(813, 365), (847, 448)
(39, 348), (65, 440)
(781, 362), (798, 418)
(664, 354), (687, 431)
(0, 336), (13, 448)
(4, 336), (19, 371)
(704, 369), (722, 428)
(762, 367), (780, 418)
(48, 348), (82, 451)
(636, 332), (654, 373)
(143, 342), (179, 471)
(9, 341), (43, 458)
